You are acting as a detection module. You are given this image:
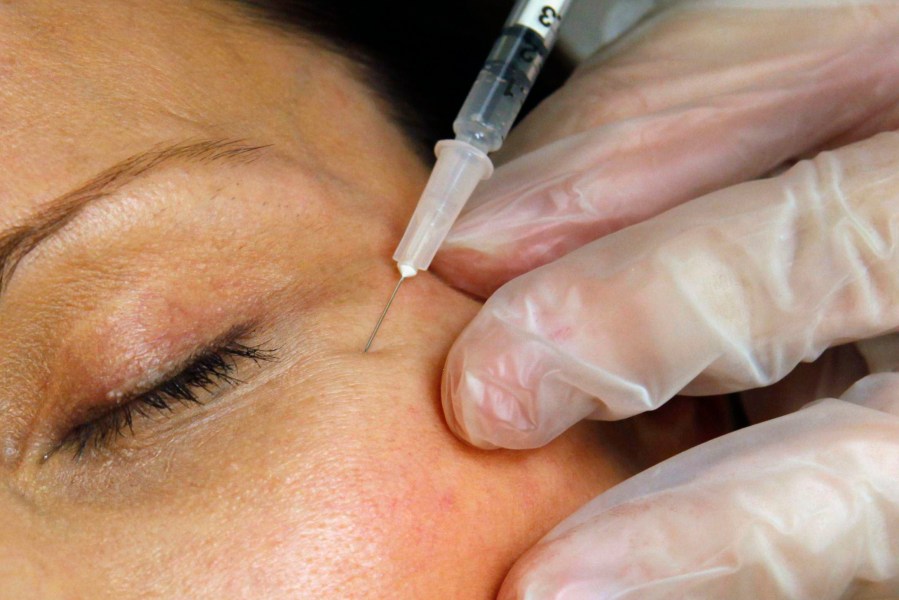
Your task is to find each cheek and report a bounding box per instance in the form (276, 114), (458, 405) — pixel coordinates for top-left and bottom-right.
(183, 386), (524, 600)
(178, 444), (463, 598)
(16, 323), (613, 600)
(191, 350), (621, 600)
(244, 464), (507, 599)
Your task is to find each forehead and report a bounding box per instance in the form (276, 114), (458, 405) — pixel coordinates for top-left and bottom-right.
(0, 1), (347, 224)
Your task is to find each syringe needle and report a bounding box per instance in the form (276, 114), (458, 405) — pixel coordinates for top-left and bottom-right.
(364, 275), (406, 352)
(368, 2), (569, 351)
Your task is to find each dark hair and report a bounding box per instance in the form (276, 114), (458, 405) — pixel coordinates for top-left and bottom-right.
(229, 0), (572, 156)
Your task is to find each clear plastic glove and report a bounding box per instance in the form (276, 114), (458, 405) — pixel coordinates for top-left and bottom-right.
(437, 1), (899, 298)
(434, 1), (899, 597)
(500, 379), (899, 598)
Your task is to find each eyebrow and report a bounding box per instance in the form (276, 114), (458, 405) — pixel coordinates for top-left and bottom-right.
(0, 139), (269, 295)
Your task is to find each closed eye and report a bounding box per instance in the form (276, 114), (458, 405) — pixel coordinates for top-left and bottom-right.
(49, 340), (276, 461)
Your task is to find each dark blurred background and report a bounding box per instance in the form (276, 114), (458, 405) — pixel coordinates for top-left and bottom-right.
(233, 0), (575, 152)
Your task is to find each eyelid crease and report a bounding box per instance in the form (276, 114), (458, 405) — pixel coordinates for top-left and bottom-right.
(43, 323), (276, 463)
(102, 323), (256, 407)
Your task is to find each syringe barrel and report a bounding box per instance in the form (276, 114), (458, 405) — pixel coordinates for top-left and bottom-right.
(454, 0), (572, 153)
(393, 1), (570, 277)
(393, 140), (493, 275)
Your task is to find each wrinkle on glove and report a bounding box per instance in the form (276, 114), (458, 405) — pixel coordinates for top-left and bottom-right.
(498, 384), (899, 599)
(443, 132), (899, 449)
(435, 2), (899, 598)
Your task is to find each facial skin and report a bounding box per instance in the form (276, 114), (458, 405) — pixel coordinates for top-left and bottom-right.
(0, 2), (653, 598)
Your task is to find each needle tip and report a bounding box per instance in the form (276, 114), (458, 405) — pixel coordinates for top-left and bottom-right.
(364, 275), (406, 353)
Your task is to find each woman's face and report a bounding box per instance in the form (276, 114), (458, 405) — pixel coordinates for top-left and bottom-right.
(0, 2), (636, 598)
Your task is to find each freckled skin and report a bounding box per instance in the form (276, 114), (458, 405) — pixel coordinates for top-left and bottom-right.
(0, 1), (670, 598)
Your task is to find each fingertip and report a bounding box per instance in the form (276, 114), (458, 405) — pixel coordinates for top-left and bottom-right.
(441, 313), (540, 450)
(441, 308), (596, 450)
(441, 356), (539, 450)
(440, 359), (500, 450)
(497, 536), (593, 600)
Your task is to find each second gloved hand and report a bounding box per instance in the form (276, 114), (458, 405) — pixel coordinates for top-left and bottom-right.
(435, 1), (899, 597)
(498, 376), (899, 598)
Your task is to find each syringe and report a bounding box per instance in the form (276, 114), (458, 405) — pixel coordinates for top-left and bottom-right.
(364, 0), (572, 352)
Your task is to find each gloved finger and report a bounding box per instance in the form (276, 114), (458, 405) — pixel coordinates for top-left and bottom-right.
(498, 381), (899, 599)
(436, 3), (899, 297)
(443, 131), (899, 449)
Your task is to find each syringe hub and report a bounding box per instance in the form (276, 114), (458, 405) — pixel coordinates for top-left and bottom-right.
(392, 139), (493, 275)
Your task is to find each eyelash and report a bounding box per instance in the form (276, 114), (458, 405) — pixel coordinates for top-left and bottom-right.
(55, 341), (276, 460)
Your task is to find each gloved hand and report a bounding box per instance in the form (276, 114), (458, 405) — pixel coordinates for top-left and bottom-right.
(434, 1), (899, 597)
(499, 378), (899, 598)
